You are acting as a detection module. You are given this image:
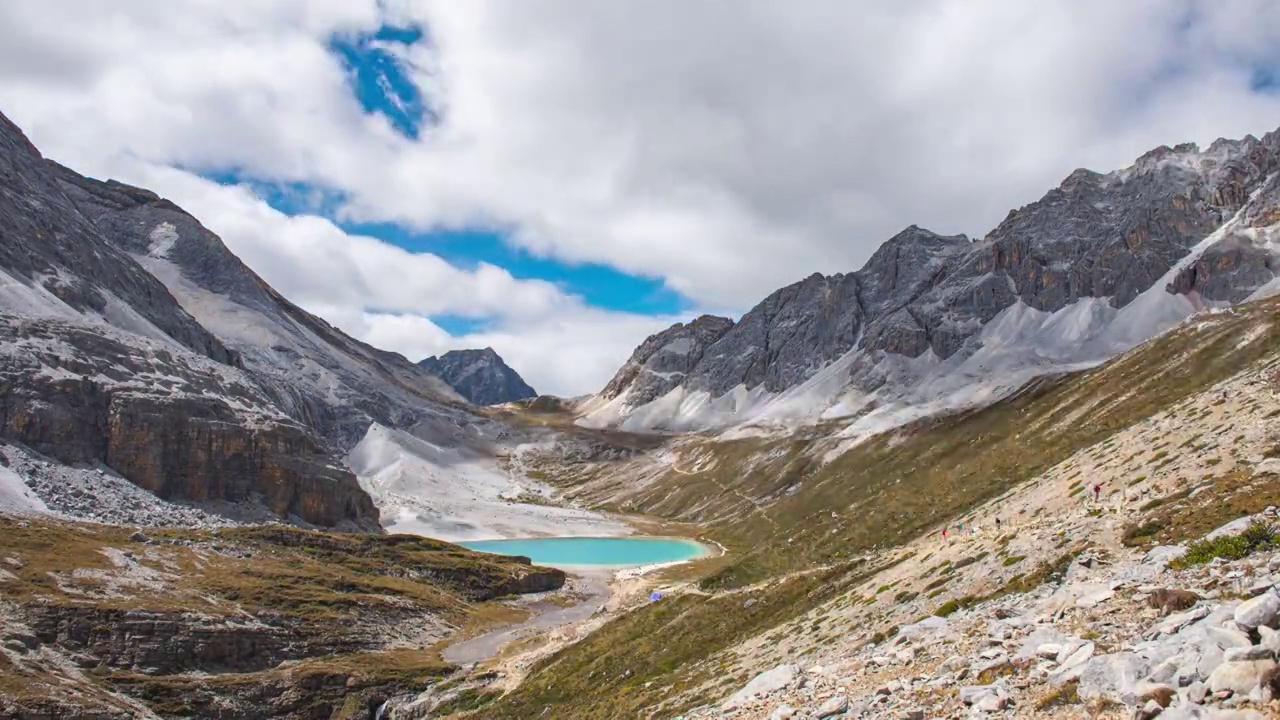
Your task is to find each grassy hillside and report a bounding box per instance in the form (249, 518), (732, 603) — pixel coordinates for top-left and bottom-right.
(0, 519), (564, 718)
(484, 296), (1280, 717)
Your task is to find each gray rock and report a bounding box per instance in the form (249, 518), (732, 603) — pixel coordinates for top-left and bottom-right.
(974, 693), (1008, 712)
(1136, 698), (1164, 720)
(1078, 653), (1152, 704)
(1207, 626), (1253, 650)
(812, 694), (848, 718)
(418, 348), (537, 406)
(1223, 645), (1274, 662)
(1207, 659), (1277, 698)
(1233, 591), (1280, 631)
(768, 704), (796, 720)
(721, 664), (805, 710)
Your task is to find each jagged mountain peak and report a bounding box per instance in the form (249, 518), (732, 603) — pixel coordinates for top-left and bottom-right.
(419, 347), (537, 406)
(584, 122), (1280, 433)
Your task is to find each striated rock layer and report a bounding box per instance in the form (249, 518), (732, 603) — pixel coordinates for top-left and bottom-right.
(0, 108), (393, 529)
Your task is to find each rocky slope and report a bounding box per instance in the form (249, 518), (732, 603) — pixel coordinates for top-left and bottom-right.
(48, 160), (489, 452)
(0, 110), (387, 530)
(0, 519), (565, 719)
(583, 131), (1280, 433)
(419, 347), (538, 406)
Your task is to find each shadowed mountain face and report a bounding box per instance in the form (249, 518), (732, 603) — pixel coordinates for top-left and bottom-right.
(590, 132), (1280, 431)
(0, 108), (509, 530)
(420, 348), (538, 406)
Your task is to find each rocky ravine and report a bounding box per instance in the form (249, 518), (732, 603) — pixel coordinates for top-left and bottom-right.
(584, 129), (1280, 433)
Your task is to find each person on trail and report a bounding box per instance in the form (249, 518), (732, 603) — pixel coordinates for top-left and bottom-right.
(1093, 484), (1102, 503)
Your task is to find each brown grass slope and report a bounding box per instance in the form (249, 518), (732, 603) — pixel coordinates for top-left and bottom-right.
(485, 295), (1280, 718)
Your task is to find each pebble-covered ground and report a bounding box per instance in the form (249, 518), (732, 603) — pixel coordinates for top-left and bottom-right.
(0, 443), (279, 528)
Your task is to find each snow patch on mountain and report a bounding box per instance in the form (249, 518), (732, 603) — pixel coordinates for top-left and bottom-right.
(0, 463), (46, 516)
(347, 424), (628, 541)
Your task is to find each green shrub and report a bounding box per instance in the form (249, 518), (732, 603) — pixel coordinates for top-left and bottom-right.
(1002, 555), (1026, 566)
(1173, 520), (1277, 568)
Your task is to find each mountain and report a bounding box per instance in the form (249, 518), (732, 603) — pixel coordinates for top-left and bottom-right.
(583, 132), (1280, 432)
(0, 108), (513, 530)
(419, 347), (538, 405)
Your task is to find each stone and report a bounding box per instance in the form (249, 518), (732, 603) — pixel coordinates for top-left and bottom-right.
(1076, 588), (1116, 608)
(1233, 591), (1280, 630)
(974, 693), (1008, 712)
(768, 705), (796, 720)
(1186, 681), (1208, 704)
(721, 664), (805, 710)
(1223, 645), (1274, 662)
(1078, 653), (1152, 704)
(813, 694), (848, 719)
(1258, 625), (1280, 656)
(1207, 626), (1253, 650)
(129, 530), (151, 543)
(1036, 643), (1063, 660)
(1149, 606), (1210, 638)
(1207, 659), (1277, 698)
(959, 685), (998, 705)
(1145, 546), (1188, 566)
(1136, 698), (1164, 720)
(1245, 579), (1274, 597)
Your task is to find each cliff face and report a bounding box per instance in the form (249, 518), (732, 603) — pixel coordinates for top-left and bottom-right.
(589, 131), (1280, 431)
(0, 317), (379, 530)
(0, 109), (382, 530)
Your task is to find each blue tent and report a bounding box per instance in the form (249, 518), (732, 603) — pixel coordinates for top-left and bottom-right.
(649, 591), (662, 602)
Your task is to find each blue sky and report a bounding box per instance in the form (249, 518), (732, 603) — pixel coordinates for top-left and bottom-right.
(202, 24), (690, 340)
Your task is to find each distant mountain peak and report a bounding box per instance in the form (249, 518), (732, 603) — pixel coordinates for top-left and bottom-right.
(419, 348), (537, 405)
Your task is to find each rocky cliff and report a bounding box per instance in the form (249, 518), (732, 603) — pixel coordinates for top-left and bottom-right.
(419, 347), (538, 406)
(0, 109), (387, 529)
(586, 131), (1280, 431)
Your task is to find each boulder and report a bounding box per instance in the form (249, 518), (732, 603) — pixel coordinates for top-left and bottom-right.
(1223, 645), (1274, 662)
(1206, 626), (1253, 650)
(721, 664), (805, 711)
(813, 694), (848, 719)
(768, 705), (796, 720)
(1077, 653), (1152, 704)
(1206, 659), (1277, 699)
(1233, 591), (1280, 631)
(974, 693), (1008, 712)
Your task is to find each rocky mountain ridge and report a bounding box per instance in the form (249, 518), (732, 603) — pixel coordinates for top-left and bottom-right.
(419, 347), (537, 406)
(0, 107), (514, 530)
(584, 130), (1280, 433)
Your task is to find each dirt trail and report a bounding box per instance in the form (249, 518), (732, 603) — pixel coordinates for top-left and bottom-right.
(443, 573), (610, 666)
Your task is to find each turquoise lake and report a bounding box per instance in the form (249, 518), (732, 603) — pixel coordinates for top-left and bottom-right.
(458, 536), (708, 569)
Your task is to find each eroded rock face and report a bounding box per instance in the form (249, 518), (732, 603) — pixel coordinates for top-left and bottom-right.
(596, 131), (1280, 427)
(598, 314), (736, 405)
(0, 317), (380, 530)
(418, 348), (537, 406)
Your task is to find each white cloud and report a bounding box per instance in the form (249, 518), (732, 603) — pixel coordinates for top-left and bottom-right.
(129, 167), (676, 395)
(3, 0), (1280, 392)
